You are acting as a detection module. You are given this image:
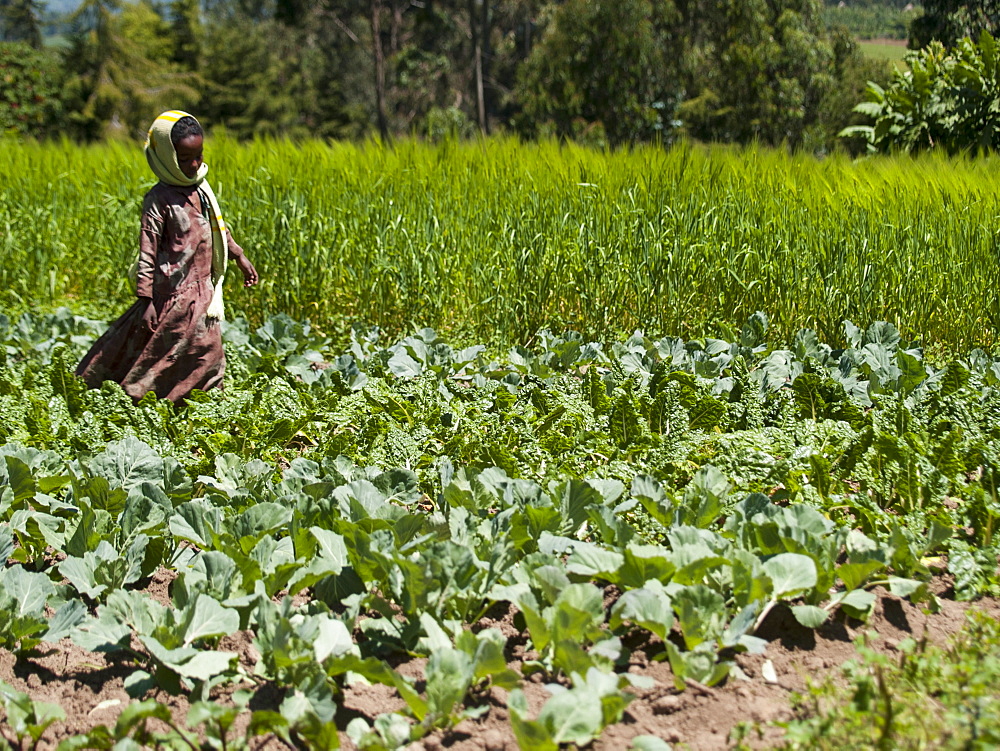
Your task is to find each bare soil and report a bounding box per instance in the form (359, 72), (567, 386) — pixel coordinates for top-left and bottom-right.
(2, 573), (998, 750)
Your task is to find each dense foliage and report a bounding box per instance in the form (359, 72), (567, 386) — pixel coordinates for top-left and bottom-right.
(0, 0), (887, 150)
(776, 611), (1000, 748)
(843, 30), (1000, 152)
(0, 40), (63, 136)
(1, 306), (1000, 746)
(910, 0), (1000, 48)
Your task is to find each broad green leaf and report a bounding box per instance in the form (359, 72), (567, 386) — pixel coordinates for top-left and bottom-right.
(170, 500), (224, 548)
(539, 689), (603, 746)
(619, 544), (676, 588)
(562, 541), (625, 578)
(311, 527), (350, 565)
(670, 544), (730, 586)
(528, 564), (571, 605)
(677, 465), (730, 528)
(232, 503), (293, 541)
(791, 605), (829, 629)
(315, 618), (355, 663)
(64, 502), (108, 557)
(631, 735), (673, 751)
(121, 484), (170, 537)
(689, 395), (726, 430)
(0, 527), (12, 562)
(664, 641), (730, 688)
(419, 613), (453, 653)
(731, 549), (771, 608)
(181, 596), (240, 646)
(425, 647), (473, 720)
(89, 438), (164, 492)
(59, 555), (104, 599)
(838, 589), (877, 620)
(551, 479), (603, 531)
(0, 565), (54, 616)
(588, 478), (625, 505)
(4, 456), (35, 504)
(509, 689), (558, 751)
(887, 576), (926, 599)
(609, 586), (673, 641)
(837, 560), (884, 591)
(672, 585), (726, 649)
(895, 350), (926, 395)
(142, 637), (236, 681)
(373, 467), (423, 505)
(762, 553), (818, 598)
(180, 551), (241, 604)
(71, 612), (131, 652)
(554, 583), (604, 625)
(42, 600), (87, 642)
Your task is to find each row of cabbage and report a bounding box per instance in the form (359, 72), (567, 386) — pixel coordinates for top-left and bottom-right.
(1, 308), (1000, 747)
(0, 439), (942, 749)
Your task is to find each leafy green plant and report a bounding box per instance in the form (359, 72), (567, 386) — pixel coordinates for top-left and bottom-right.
(842, 31), (1000, 153)
(73, 589), (241, 697)
(3, 307), (1000, 748)
(0, 680), (64, 751)
(0, 565), (84, 654)
(777, 610), (1000, 749)
(56, 694), (299, 751)
(508, 667), (646, 750)
(494, 572), (620, 680)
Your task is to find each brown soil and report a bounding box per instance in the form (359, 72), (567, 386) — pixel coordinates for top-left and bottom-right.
(2, 574), (998, 750)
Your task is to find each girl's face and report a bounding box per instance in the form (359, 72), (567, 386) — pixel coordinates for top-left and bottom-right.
(175, 134), (204, 179)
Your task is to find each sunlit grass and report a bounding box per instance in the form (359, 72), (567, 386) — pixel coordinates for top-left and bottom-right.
(2, 137), (998, 351)
(858, 38), (909, 71)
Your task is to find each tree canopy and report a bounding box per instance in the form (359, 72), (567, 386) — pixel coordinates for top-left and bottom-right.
(910, 0), (1000, 48)
(1, 0), (892, 150)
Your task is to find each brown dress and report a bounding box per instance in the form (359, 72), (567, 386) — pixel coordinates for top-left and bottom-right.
(76, 182), (246, 403)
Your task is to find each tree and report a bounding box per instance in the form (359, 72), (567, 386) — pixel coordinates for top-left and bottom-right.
(171, 0), (203, 71)
(808, 25), (894, 154)
(194, 0), (373, 139)
(370, 0), (389, 138)
(514, 0), (679, 145)
(468, 0), (491, 132)
(0, 41), (63, 135)
(0, 0), (43, 48)
(910, 0), (1000, 49)
(678, 0), (838, 148)
(61, 0), (198, 140)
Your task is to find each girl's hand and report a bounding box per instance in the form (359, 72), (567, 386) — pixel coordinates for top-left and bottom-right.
(141, 297), (157, 332)
(237, 256), (259, 287)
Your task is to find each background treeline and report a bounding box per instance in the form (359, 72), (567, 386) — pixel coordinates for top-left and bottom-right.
(2, 0), (997, 150)
(0, 0), (899, 150)
(822, 0), (922, 41)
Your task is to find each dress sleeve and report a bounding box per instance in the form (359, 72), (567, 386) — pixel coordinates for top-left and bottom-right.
(136, 191), (164, 298)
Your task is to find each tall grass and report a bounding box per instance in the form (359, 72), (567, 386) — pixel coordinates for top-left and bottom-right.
(2, 136), (998, 351)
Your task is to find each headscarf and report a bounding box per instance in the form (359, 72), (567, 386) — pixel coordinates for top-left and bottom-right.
(144, 110), (228, 320)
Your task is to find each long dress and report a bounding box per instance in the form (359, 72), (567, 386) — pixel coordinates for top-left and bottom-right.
(76, 182), (246, 403)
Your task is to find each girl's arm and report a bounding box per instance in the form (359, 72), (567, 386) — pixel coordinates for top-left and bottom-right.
(226, 231), (259, 287)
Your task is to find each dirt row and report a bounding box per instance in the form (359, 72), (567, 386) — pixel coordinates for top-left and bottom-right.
(2, 574), (996, 750)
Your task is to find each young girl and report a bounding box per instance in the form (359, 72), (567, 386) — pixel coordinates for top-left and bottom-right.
(76, 110), (259, 403)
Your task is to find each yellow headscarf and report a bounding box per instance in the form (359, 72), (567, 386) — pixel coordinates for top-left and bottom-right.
(144, 110), (228, 320)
